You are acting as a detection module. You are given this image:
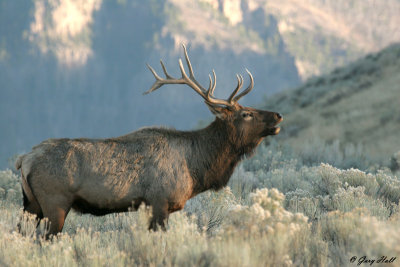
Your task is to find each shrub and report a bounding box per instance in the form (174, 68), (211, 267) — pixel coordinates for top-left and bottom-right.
(1, 137), (399, 266)
(0, 169), (21, 203)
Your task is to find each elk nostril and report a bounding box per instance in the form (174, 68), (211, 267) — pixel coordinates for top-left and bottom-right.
(275, 113), (282, 120)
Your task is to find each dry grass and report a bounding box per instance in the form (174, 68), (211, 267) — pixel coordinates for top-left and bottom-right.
(1, 140), (399, 266)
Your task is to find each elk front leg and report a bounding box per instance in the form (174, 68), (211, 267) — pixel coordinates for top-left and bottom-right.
(149, 200), (169, 231)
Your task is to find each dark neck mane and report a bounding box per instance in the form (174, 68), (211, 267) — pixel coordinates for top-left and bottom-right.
(187, 118), (258, 195)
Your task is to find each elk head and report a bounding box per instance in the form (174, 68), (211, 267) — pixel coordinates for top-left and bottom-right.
(145, 45), (282, 153)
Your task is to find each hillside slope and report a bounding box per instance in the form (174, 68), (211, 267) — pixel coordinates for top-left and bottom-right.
(262, 0), (400, 78)
(263, 43), (400, 161)
(199, 0), (400, 79)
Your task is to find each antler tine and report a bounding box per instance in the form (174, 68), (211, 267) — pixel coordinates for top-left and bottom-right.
(178, 58), (188, 79)
(178, 59), (206, 97)
(228, 74), (243, 103)
(206, 74), (212, 97)
(143, 64), (164, 94)
(182, 44), (194, 79)
(206, 70), (217, 97)
(147, 63), (162, 81)
(211, 70), (217, 95)
(233, 69), (254, 102)
(160, 60), (173, 79)
(182, 44), (207, 92)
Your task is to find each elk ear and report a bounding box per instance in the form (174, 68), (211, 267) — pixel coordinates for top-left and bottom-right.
(205, 102), (228, 119)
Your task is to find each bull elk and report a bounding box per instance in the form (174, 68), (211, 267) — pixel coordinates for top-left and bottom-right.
(15, 45), (282, 237)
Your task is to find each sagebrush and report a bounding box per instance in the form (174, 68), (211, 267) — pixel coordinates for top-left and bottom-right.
(1, 141), (399, 266)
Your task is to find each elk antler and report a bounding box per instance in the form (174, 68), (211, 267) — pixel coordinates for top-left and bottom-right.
(144, 44), (254, 108)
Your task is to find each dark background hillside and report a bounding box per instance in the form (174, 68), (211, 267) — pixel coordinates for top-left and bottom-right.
(1, 0), (400, 168)
(264, 43), (400, 162)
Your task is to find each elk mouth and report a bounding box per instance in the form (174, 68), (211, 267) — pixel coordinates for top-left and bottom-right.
(264, 126), (281, 135)
(264, 118), (283, 136)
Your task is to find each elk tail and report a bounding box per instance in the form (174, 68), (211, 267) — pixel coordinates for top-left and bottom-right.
(16, 155), (43, 220)
(15, 154), (24, 170)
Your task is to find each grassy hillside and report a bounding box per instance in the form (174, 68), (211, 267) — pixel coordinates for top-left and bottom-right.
(263, 43), (400, 163)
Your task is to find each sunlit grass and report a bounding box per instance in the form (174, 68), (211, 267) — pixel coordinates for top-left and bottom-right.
(1, 141), (399, 266)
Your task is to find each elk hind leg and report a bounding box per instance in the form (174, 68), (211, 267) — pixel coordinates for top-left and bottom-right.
(39, 197), (71, 239)
(18, 181), (43, 234)
(22, 189), (43, 218)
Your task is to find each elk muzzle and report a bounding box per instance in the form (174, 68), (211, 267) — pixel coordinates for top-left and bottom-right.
(263, 112), (283, 136)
